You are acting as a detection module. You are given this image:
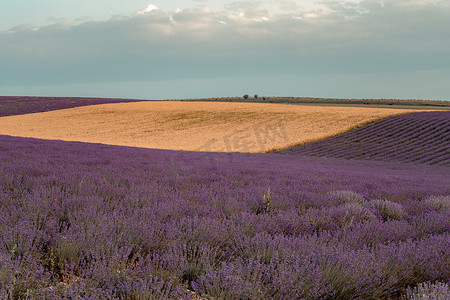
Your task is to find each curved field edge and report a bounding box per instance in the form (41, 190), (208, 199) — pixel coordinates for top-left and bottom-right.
(0, 96), (147, 117)
(0, 134), (449, 299)
(263, 114), (406, 153)
(274, 111), (450, 166)
(0, 101), (424, 153)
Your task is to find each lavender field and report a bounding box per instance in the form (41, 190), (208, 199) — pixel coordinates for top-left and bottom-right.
(276, 111), (450, 166)
(0, 96), (144, 117)
(0, 98), (449, 299)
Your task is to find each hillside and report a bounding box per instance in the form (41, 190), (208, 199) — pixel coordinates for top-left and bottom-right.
(0, 100), (422, 152)
(275, 111), (450, 166)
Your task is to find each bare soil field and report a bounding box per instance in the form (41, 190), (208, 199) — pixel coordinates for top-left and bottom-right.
(0, 101), (426, 152)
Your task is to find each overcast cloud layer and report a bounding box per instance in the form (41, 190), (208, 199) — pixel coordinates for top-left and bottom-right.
(1, 0), (449, 100)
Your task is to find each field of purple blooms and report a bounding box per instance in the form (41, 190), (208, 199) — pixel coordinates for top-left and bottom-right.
(276, 111), (450, 166)
(0, 96), (145, 117)
(0, 98), (449, 299)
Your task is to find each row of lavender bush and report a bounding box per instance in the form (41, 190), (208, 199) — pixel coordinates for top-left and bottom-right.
(0, 96), (145, 117)
(0, 134), (449, 299)
(275, 111), (450, 166)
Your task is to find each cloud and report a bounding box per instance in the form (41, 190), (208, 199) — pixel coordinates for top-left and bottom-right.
(0, 0), (449, 93)
(136, 4), (159, 15)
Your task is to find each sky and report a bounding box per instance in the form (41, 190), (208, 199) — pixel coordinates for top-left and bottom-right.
(1, 0), (449, 100)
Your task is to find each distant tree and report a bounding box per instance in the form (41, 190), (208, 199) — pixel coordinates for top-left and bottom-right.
(254, 94), (258, 99)
(243, 94), (249, 99)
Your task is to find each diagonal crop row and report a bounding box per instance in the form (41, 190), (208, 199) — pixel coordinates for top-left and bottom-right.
(275, 111), (450, 166)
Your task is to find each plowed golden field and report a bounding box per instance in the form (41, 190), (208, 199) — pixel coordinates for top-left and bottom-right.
(0, 101), (422, 152)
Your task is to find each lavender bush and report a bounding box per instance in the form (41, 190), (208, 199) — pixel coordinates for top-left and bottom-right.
(425, 195), (450, 211)
(328, 190), (366, 204)
(366, 199), (407, 221)
(403, 281), (449, 300)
